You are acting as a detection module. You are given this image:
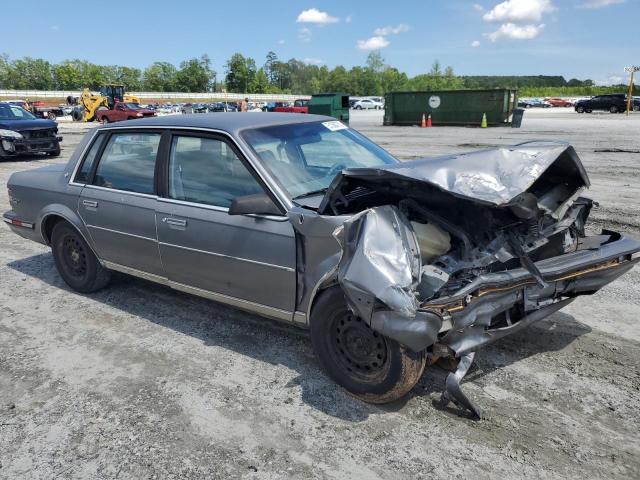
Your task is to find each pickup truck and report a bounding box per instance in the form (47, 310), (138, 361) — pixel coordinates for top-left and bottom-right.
(95, 102), (156, 124)
(274, 99), (309, 114)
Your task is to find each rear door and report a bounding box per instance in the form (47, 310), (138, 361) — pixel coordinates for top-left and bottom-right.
(155, 131), (297, 318)
(77, 130), (165, 276)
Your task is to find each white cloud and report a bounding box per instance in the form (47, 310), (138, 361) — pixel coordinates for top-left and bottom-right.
(595, 75), (624, 85)
(473, 3), (484, 11)
(278, 39), (285, 45)
(373, 24), (410, 36)
(578, 0), (625, 9)
(298, 27), (312, 42)
(487, 23), (545, 41)
(346, 15), (353, 23)
(303, 58), (324, 66)
(471, 40), (481, 47)
(297, 8), (339, 24)
(356, 36), (390, 51)
(483, 0), (555, 22)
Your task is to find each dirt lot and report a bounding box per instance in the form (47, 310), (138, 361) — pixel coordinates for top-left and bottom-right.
(1, 109), (639, 479)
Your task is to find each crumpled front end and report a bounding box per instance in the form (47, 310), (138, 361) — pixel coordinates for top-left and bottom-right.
(320, 142), (640, 416)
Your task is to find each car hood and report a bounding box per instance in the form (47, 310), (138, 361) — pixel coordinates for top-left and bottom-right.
(318, 141), (590, 218)
(0, 119), (57, 131)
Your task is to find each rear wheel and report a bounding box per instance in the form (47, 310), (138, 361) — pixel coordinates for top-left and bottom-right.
(610, 105), (618, 113)
(576, 106), (585, 113)
(310, 287), (427, 404)
(51, 221), (111, 293)
(47, 112), (57, 121)
(100, 116), (109, 125)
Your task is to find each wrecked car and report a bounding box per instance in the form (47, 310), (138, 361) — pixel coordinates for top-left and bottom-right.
(0, 102), (62, 159)
(4, 113), (639, 417)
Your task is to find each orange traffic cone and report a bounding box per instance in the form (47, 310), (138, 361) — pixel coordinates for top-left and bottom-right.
(421, 113), (427, 128)
(427, 114), (432, 128)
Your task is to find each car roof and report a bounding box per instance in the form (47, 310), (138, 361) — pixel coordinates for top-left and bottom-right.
(99, 112), (335, 135)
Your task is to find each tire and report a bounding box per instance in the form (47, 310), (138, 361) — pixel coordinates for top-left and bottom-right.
(51, 221), (111, 293)
(586, 109), (592, 113)
(48, 148), (61, 157)
(634, 105), (640, 112)
(47, 112), (57, 121)
(100, 116), (109, 125)
(576, 106), (584, 113)
(355, 105), (362, 110)
(309, 287), (427, 404)
(610, 106), (618, 114)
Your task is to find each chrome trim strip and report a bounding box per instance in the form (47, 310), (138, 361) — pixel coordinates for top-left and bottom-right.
(293, 311), (308, 325)
(102, 260), (293, 322)
(83, 184), (158, 199)
(168, 281), (293, 322)
(87, 224), (157, 243)
(157, 197), (288, 221)
(2, 216), (34, 229)
(103, 261), (167, 284)
(159, 241), (295, 272)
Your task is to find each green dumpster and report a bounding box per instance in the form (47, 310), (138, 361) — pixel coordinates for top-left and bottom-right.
(383, 89), (518, 126)
(308, 93), (350, 124)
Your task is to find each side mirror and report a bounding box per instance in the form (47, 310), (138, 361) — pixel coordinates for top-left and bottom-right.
(229, 193), (282, 216)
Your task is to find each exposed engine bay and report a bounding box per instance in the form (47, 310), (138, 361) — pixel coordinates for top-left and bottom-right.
(317, 141), (640, 417)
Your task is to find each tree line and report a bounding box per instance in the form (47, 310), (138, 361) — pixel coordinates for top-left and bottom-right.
(0, 51), (632, 97)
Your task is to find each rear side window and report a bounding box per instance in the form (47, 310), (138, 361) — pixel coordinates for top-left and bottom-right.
(75, 134), (106, 183)
(92, 133), (161, 194)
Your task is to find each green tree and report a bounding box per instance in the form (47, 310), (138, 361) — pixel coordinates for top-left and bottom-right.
(6, 57), (53, 89)
(225, 53), (256, 93)
(174, 55), (215, 92)
(264, 51), (278, 85)
(250, 68), (269, 93)
(365, 51), (385, 73)
(142, 62), (177, 91)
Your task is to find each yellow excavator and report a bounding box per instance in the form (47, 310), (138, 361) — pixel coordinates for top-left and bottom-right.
(69, 84), (141, 122)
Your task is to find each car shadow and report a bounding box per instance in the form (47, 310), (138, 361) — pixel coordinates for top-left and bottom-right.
(7, 252), (591, 422)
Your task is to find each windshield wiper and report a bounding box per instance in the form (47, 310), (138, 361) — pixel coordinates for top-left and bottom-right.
(293, 187), (329, 200)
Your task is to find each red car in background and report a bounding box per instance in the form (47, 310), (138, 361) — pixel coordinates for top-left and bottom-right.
(545, 98), (573, 107)
(274, 99), (309, 114)
(96, 102), (156, 124)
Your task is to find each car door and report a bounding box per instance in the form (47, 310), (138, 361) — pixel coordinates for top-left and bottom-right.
(77, 130), (165, 276)
(155, 131), (297, 319)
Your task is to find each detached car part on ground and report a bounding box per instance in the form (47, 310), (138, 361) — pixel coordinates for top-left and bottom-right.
(0, 102), (62, 159)
(3, 114), (639, 419)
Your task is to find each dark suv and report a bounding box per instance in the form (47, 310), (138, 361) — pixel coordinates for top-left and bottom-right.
(574, 94), (635, 114)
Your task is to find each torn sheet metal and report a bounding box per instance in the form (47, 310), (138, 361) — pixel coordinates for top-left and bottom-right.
(333, 205), (442, 351)
(319, 142), (590, 215)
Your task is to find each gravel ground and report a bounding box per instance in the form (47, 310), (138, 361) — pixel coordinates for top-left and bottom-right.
(1, 109), (639, 479)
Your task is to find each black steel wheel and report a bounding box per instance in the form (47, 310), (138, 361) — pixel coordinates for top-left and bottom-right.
(51, 221), (111, 293)
(310, 287), (427, 404)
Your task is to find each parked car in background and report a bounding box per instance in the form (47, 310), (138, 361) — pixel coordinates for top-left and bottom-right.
(208, 103), (227, 112)
(5, 113), (639, 418)
(274, 99), (309, 114)
(545, 98), (573, 107)
(5, 100), (64, 121)
(574, 94), (630, 113)
(0, 102), (62, 159)
(353, 98), (383, 110)
(95, 102), (156, 124)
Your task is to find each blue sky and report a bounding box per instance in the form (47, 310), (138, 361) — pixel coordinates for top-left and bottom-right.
(2, 0), (638, 84)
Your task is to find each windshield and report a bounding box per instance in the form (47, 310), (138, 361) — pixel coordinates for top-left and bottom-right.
(0, 104), (37, 120)
(125, 103), (143, 110)
(242, 121), (397, 199)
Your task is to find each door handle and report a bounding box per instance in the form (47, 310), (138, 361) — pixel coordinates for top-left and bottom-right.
(163, 217), (187, 228)
(82, 200), (98, 208)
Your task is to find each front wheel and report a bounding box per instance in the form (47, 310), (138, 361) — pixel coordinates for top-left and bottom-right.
(310, 287), (427, 404)
(610, 106), (618, 113)
(51, 221), (111, 293)
(576, 106), (584, 113)
(100, 116), (109, 125)
(47, 112), (57, 121)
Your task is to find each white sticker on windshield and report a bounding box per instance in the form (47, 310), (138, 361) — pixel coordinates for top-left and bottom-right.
(322, 121), (348, 131)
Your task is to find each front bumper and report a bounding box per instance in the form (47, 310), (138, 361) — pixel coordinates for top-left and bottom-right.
(423, 231), (640, 355)
(1, 135), (62, 156)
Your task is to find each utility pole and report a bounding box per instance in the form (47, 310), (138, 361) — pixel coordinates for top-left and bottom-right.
(625, 66), (639, 116)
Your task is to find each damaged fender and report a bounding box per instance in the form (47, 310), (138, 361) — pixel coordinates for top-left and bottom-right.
(333, 205), (442, 351)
